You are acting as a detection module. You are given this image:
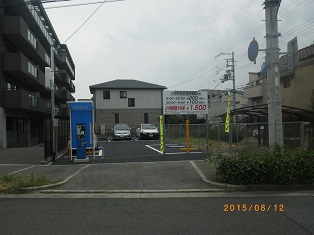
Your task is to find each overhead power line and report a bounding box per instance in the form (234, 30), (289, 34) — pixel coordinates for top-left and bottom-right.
(44, 0), (126, 9)
(63, 1), (107, 43)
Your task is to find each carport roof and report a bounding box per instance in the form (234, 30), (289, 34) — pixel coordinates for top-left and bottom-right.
(89, 79), (166, 93)
(216, 104), (314, 121)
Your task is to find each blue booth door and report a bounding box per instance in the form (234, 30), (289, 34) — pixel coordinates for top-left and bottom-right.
(76, 124), (87, 159)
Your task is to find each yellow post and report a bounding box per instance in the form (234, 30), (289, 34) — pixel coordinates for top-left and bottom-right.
(160, 115), (164, 154)
(186, 119), (190, 154)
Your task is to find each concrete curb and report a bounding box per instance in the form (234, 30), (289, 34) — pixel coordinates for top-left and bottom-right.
(189, 161), (247, 191)
(38, 189), (232, 194)
(22, 164), (90, 192)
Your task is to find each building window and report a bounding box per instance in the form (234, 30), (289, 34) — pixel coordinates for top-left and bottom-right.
(144, 113), (148, 123)
(120, 91), (127, 98)
(103, 90), (110, 99)
(283, 77), (290, 88)
(27, 29), (37, 49)
(6, 82), (17, 90)
(45, 53), (50, 65)
(18, 118), (27, 133)
(28, 94), (38, 108)
(27, 61), (38, 78)
(128, 98), (135, 107)
(115, 113), (119, 124)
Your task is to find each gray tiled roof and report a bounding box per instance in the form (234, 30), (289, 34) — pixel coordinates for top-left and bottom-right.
(89, 79), (166, 93)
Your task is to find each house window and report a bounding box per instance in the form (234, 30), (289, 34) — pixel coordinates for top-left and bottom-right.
(115, 113), (119, 124)
(283, 77), (290, 88)
(120, 91), (127, 98)
(144, 113), (148, 123)
(103, 90), (110, 99)
(128, 98), (135, 107)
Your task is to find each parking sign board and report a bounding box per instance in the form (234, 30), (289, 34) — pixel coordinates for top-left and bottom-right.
(163, 90), (208, 115)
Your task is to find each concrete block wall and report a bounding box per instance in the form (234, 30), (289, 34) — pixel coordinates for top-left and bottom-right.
(95, 108), (162, 135)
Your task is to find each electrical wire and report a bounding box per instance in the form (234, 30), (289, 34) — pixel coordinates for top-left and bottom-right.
(44, 0), (126, 9)
(63, 1), (108, 43)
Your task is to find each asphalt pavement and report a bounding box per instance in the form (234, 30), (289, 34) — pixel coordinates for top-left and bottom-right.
(0, 140), (313, 193)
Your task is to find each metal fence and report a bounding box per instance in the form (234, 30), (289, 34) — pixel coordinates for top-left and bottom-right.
(164, 122), (314, 153)
(44, 119), (70, 161)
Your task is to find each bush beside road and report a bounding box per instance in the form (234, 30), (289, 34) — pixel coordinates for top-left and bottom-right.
(207, 145), (314, 185)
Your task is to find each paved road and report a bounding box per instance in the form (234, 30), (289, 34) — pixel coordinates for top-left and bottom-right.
(0, 193), (313, 234)
(1, 140), (313, 234)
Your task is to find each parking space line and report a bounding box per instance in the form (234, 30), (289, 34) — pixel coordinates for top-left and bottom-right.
(63, 164), (90, 182)
(146, 144), (203, 155)
(145, 145), (162, 154)
(8, 165), (36, 175)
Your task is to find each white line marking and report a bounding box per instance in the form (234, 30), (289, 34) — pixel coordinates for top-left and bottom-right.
(145, 145), (162, 154)
(146, 145), (203, 155)
(8, 165), (36, 175)
(63, 165), (90, 182)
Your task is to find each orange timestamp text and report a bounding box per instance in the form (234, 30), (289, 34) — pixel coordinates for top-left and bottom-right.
(224, 204), (284, 212)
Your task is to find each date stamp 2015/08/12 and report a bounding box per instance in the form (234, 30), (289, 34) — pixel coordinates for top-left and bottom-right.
(224, 204), (284, 212)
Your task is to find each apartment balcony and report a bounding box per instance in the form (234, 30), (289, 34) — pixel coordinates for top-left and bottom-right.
(59, 46), (75, 80)
(243, 84), (264, 99)
(2, 89), (51, 114)
(1, 16), (49, 68)
(60, 72), (75, 92)
(2, 52), (46, 92)
(61, 88), (71, 101)
(58, 104), (69, 118)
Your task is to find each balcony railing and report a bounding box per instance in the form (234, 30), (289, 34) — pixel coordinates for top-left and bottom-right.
(2, 89), (51, 114)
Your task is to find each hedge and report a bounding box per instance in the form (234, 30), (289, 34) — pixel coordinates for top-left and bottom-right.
(208, 145), (314, 185)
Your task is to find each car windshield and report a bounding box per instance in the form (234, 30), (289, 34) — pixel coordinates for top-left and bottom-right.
(142, 124), (156, 129)
(114, 124), (129, 130)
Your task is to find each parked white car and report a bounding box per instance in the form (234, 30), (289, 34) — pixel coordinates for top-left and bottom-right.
(136, 124), (159, 140)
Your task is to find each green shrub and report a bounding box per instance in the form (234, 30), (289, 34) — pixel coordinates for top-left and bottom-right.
(0, 173), (59, 194)
(208, 145), (314, 185)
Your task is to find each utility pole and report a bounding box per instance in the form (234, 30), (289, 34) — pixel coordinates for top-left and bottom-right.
(226, 51), (236, 110)
(218, 52), (236, 152)
(51, 45), (56, 160)
(264, 0), (283, 151)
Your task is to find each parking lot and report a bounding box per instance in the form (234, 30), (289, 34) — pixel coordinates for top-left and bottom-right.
(0, 139), (220, 192)
(52, 139), (208, 165)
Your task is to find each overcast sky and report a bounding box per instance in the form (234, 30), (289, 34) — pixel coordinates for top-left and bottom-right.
(43, 0), (314, 99)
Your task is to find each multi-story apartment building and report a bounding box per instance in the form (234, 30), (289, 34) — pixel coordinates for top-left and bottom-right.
(0, 0), (75, 148)
(243, 43), (314, 122)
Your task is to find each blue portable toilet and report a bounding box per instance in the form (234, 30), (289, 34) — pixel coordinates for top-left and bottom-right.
(68, 101), (95, 162)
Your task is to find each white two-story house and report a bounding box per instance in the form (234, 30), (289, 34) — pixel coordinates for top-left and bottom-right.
(89, 79), (166, 135)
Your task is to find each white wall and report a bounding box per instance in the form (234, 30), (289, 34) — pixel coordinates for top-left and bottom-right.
(94, 89), (162, 109)
(0, 108), (7, 148)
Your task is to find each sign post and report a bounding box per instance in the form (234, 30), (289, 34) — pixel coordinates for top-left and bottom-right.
(163, 90), (208, 153)
(159, 115), (164, 154)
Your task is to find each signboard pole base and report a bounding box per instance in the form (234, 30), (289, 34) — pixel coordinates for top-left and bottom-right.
(186, 119), (190, 154)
